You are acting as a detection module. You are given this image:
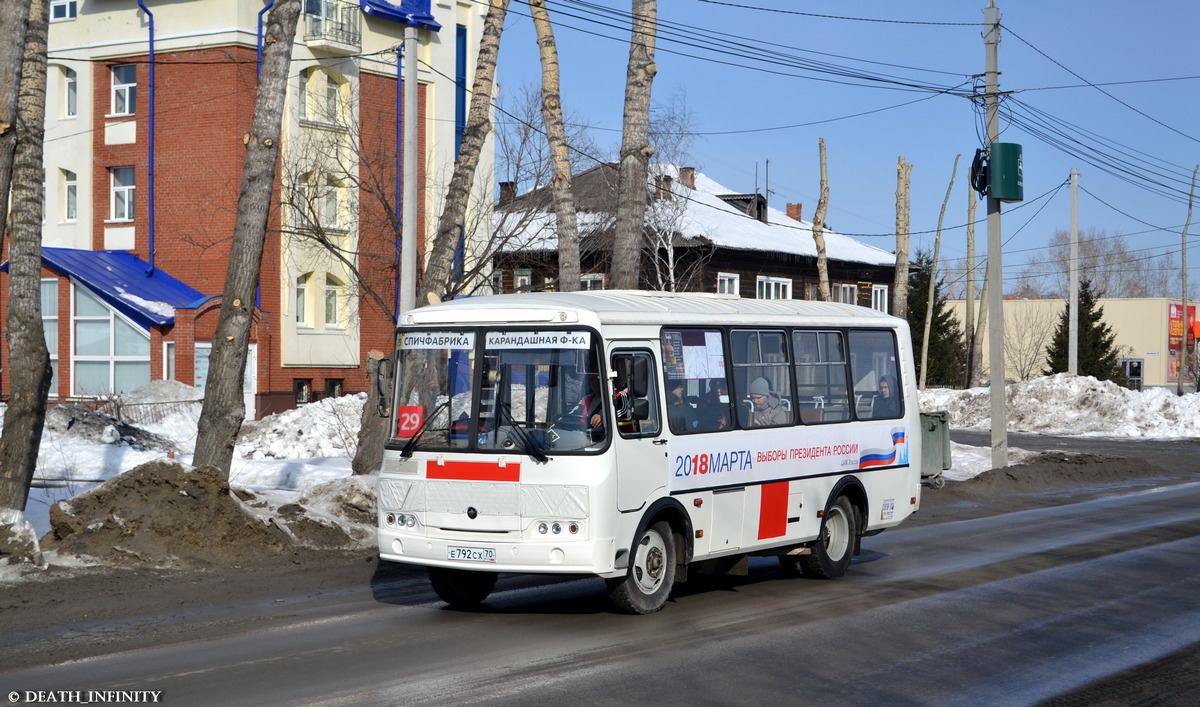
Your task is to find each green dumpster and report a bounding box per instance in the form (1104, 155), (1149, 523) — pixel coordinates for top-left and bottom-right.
(920, 410), (951, 488)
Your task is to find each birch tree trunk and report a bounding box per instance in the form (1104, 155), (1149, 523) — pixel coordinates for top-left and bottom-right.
(530, 0), (580, 292)
(893, 156), (912, 318)
(611, 0), (657, 290)
(920, 154), (959, 390)
(0, 0), (30, 242)
(421, 0), (509, 305)
(0, 0), (51, 529)
(811, 138), (831, 301)
(192, 0), (300, 473)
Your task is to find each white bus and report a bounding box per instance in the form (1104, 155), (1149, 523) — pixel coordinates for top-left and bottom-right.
(377, 291), (922, 613)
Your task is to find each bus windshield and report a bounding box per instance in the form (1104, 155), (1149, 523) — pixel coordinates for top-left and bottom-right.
(391, 329), (607, 455)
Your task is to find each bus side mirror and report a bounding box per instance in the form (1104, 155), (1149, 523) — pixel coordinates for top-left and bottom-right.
(630, 356), (649, 399)
(376, 356), (391, 418)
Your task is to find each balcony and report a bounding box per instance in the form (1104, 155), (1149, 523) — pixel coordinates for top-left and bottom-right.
(303, 0), (361, 55)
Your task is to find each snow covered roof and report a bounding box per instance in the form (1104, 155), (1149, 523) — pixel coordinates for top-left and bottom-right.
(495, 164), (896, 267)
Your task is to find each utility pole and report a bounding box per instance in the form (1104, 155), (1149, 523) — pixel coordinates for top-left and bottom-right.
(1069, 168), (1079, 375)
(984, 0), (1007, 469)
(401, 25), (419, 316)
(1180, 165), (1198, 396)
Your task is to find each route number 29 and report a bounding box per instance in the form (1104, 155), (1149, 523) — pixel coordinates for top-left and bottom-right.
(397, 406), (423, 437)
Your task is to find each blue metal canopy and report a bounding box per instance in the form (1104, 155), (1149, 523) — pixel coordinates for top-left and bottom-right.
(41, 248), (211, 329)
(359, 0), (441, 31)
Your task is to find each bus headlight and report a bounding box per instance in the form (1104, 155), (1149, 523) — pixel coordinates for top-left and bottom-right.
(551, 522), (562, 535)
(538, 522), (549, 535)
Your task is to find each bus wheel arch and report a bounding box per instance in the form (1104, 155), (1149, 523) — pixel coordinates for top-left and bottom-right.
(800, 480), (866, 579)
(608, 499), (691, 614)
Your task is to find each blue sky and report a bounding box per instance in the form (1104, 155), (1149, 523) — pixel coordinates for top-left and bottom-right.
(492, 0), (1200, 294)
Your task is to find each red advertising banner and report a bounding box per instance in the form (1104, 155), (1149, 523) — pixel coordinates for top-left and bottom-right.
(1167, 303), (1196, 383)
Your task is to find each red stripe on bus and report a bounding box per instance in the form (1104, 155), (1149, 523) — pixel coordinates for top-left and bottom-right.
(426, 461), (521, 482)
(758, 481), (789, 540)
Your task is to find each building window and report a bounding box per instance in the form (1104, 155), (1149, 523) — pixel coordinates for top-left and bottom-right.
(491, 269), (503, 294)
(324, 274), (343, 327)
(294, 378), (312, 405)
(580, 273), (605, 291)
(51, 0), (77, 21)
(110, 64), (136, 116)
(298, 68), (309, 120)
(717, 272), (739, 295)
(325, 73), (339, 121)
(62, 169), (77, 222)
(42, 279), (60, 396)
(302, 172), (343, 231)
(62, 67), (77, 117)
(756, 276), (791, 300)
(833, 283), (857, 305)
(297, 66), (345, 124)
(871, 284), (888, 313)
(295, 274), (309, 325)
(72, 284), (150, 396)
(514, 269), (532, 291)
(325, 379), (343, 398)
(110, 166), (134, 221)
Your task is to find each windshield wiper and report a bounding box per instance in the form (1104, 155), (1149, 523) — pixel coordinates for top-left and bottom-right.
(496, 402), (549, 463)
(400, 401), (450, 458)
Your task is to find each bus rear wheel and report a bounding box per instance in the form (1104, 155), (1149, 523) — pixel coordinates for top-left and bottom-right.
(797, 495), (856, 579)
(429, 568), (497, 608)
(607, 520), (676, 614)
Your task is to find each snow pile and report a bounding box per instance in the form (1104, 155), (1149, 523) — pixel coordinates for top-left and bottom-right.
(920, 373), (1200, 438)
(235, 393), (365, 459)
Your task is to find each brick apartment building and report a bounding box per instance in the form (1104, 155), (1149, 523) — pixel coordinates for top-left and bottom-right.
(3, 0), (493, 417)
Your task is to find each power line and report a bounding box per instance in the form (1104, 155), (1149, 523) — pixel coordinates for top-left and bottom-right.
(689, 0), (978, 26)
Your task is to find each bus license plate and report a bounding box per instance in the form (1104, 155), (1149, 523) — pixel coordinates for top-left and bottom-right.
(447, 546), (496, 563)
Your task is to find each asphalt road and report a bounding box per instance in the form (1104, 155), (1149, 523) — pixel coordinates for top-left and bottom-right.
(5, 465), (1200, 706)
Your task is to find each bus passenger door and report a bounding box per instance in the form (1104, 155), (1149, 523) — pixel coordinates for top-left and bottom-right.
(611, 349), (665, 512)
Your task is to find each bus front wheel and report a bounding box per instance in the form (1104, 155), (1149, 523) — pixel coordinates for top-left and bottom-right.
(607, 520), (676, 614)
(429, 567), (497, 608)
(797, 495), (856, 579)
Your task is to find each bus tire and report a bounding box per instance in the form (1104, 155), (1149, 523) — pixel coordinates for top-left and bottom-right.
(799, 495), (857, 579)
(429, 567), (497, 608)
(607, 520), (676, 614)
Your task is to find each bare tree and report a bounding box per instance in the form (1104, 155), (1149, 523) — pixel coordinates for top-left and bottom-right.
(530, 0), (580, 292)
(1018, 228), (1186, 299)
(192, 0), (301, 473)
(1004, 303), (1057, 381)
(893, 156), (912, 317)
(920, 155), (959, 390)
(642, 90), (708, 291)
(611, 0), (657, 290)
(811, 138), (831, 301)
(421, 0), (509, 306)
(0, 0), (51, 554)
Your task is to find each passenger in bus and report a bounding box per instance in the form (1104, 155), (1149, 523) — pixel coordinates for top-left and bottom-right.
(748, 377), (791, 427)
(873, 374), (902, 419)
(667, 379), (698, 431)
(697, 383), (730, 431)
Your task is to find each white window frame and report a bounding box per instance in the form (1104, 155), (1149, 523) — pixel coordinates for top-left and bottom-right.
(51, 0), (77, 21)
(109, 166), (134, 221)
(871, 284), (889, 313)
(717, 272), (739, 295)
(298, 68), (309, 120)
(514, 269), (532, 291)
(70, 284), (151, 397)
(756, 276), (792, 300)
(324, 274), (344, 328)
(110, 64), (136, 116)
(62, 66), (77, 117)
(296, 274), (310, 326)
(62, 169), (77, 222)
(833, 283), (857, 305)
(491, 269), (503, 294)
(42, 279), (60, 397)
(580, 273), (605, 291)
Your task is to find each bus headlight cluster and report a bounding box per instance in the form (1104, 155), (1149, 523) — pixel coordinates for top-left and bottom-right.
(536, 521), (581, 536)
(385, 512), (419, 529)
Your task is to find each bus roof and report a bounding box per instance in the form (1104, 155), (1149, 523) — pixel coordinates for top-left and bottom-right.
(403, 291), (905, 330)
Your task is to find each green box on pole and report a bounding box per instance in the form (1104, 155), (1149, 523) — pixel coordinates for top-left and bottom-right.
(989, 142), (1023, 202)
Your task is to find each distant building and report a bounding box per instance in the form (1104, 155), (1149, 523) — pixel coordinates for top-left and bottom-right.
(3, 0), (493, 416)
(946, 297), (1200, 389)
(492, 164), (897, 312)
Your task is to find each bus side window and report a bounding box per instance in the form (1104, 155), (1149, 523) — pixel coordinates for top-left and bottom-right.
(612, 350), (660, 437)
(848, 329), (903, 420)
